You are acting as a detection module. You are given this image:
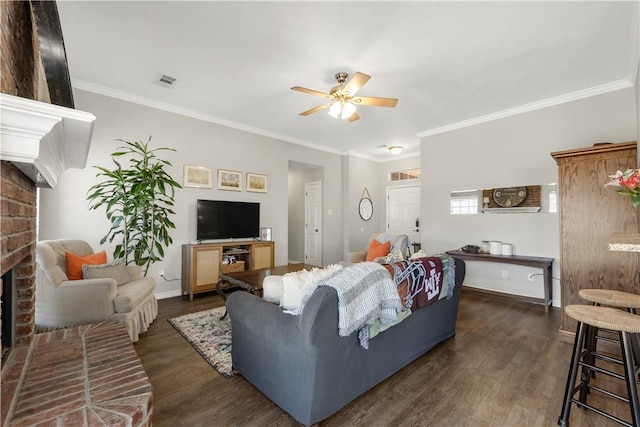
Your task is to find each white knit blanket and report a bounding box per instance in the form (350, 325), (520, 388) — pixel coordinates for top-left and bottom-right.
(289, 262), (402, 337)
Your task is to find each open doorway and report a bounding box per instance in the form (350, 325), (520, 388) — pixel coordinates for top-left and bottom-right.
(288, 161), (323, 264)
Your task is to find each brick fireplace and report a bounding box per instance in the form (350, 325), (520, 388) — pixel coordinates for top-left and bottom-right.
(1, 161), (38, 352)
(1, 3), (152, 425)
(1, 0), (43, 362)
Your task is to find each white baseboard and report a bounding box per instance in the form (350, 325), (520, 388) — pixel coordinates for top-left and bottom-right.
(155, 289), (182, 300)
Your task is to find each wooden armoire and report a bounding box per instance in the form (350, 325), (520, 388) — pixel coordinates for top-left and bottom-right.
(551, 141), (640, 342)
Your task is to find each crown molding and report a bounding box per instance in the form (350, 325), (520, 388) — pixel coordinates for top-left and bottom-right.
(71, 80), (421, 162)
(416, 79), (634, 138)
(71, 79), (345, 156)
(342, 149), (420, 163)
(342, 150), (377, 161)
(379, 151), (420, 163)
(73, 76), (635, 162)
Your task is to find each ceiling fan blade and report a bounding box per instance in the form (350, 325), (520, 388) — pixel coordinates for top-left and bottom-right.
(291, 86), (332, 98)
(347, 111), (360, 122)
(299, 102), (333, 116)
(343, 72), (371, 96)
(352, 96), (398, 108)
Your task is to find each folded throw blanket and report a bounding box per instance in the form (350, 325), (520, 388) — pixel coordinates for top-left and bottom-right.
(287, 262), (402, 338)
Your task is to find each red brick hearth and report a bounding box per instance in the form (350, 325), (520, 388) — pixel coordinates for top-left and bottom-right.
(2, 322), (152, 426)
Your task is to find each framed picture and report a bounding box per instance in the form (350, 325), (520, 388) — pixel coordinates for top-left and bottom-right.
(183, 165), (212, 188)
(246, 172), (267, 193)
(217, 169), (242, 191)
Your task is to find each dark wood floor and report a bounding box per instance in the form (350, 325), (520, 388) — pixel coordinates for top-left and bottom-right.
(134, 289), (630, 426)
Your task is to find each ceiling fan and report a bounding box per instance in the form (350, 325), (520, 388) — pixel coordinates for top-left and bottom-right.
(291, 72), (398, 122)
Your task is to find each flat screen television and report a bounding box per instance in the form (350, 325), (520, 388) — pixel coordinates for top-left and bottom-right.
(196, 199), (260, 241)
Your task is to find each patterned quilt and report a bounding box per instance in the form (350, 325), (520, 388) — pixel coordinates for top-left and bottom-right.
(383, 255), (455, 311)
(363, 256), (456, 347)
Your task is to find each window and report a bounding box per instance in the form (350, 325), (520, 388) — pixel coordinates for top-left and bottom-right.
(450, 190), (479, 215)
(549, 190), (557, 213)
(389, 168), (421, 182)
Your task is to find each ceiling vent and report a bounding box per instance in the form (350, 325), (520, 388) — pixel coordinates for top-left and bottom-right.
(157, 74), (178, 88)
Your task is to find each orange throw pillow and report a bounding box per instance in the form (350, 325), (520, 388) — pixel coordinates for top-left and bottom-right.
(366, 239), (391, 262)
(65, 251), (107, 280)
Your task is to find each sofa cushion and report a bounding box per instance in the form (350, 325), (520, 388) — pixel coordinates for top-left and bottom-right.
(281, 271), (309, 311)
(113, 277), (156, 313)
(366, 239), (390, 262)
(83, 260), (132, 285)
(263, 275), (284, 304)
(65, 251), (107, 280)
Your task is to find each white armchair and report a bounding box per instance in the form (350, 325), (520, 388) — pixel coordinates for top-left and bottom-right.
(35, 239), (158, 342)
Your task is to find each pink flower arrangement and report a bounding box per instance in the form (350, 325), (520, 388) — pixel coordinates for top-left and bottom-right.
(606, 169), (640, 207)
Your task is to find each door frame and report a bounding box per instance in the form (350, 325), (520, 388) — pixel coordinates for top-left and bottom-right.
(304, 180), (322, 266)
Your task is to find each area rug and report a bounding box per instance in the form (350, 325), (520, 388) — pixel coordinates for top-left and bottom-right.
(168, 306), (233, 378)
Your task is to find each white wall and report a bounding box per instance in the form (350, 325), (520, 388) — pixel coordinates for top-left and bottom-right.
(343, 155), (382, 255)
(341, 154), (421, 257)
(420, 87), (638, 307)
(38, 90), (344, 297)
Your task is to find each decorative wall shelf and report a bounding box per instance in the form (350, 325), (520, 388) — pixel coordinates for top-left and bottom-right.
(482, 207), (541, 214)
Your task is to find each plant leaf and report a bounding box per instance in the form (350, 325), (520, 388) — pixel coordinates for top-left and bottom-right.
(85, 136), (180, 272)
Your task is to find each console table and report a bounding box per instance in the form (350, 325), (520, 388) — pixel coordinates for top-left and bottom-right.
(446, 251), (554, 312)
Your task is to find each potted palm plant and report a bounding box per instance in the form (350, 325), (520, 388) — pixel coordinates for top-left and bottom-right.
(86, 137), (181, 276)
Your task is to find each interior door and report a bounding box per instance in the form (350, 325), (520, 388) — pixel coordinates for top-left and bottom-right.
(387, 185), (421, 248)
(304, 181), (322, 266)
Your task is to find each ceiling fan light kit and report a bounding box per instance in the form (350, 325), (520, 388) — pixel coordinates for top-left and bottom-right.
(341, 102), (356, 119)
(389, 146), (403, 155)
(328, 102), (341, 118)
(329, 101), (357, 120)
(292, 71), (398, 123)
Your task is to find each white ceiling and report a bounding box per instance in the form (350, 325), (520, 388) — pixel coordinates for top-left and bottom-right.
(56, 1), (639, 161)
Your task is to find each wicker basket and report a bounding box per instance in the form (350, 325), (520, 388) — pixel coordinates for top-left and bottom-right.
(221, 261), (245, 274)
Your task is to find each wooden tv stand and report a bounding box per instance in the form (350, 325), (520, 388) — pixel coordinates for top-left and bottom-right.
(181, 240), (274, 301)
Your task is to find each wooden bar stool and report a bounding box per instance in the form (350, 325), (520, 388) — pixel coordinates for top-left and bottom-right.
(580, 289), (640, 314)
(580, 289), (640, 367)
(558, 305), (640, 427)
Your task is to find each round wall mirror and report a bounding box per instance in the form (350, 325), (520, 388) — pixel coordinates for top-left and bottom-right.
(359, 197), (373, 221)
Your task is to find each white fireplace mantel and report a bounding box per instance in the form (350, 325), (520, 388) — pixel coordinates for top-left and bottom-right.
(0, 93), (95, 188)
